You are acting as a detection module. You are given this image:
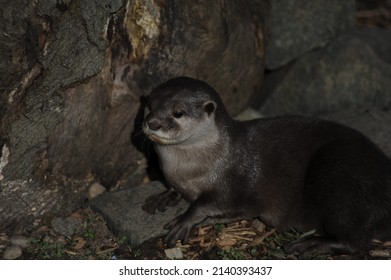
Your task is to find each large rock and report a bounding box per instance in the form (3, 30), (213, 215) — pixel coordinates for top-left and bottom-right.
(259, 34), (391, 117)
(90, 181), (189, 246)
(90, 181), (237, 246)
(351, 28), (391, 64)
(265, 0), (355, 69)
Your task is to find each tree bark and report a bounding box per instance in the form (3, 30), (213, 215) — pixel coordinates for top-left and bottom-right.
(0, 0), (269, 233)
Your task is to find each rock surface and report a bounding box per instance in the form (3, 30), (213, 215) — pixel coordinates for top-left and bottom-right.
(257, 25), (391, 158)
(234, 108), (264, 121)
(164, 247), (184, 260)
(265, 0), (355, 69)
(3, 245), (22, 260)
(10, 235), (29, 248)
(90, 181), (238, 246)
(90, 181), (189, 246)
(259, 35), (391, 117)
(51, 216), (82, 237)
(351, 27), (391, 64)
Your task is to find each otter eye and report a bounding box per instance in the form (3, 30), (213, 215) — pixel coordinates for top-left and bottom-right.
(173, 110), (185, 119)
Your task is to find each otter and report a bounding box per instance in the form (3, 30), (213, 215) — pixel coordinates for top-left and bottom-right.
(142, 76), (391, 256)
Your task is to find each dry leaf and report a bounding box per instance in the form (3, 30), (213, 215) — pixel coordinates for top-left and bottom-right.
(74, 237), (87, 250)
(70, 211), (82, 219)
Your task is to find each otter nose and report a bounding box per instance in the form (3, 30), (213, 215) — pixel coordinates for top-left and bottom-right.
(147, 120), (162, 131)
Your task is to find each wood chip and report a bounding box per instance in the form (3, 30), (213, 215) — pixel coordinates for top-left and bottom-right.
(298, 229), (316, 239)
(74, 237), (87, 250)
(64, 250), (77, 256)
(252, 219), (266, 233)
(35, 226), (50, 233)
(197, 225), (213, 235)
(96, 247), (117, 255)
(371, 239), (383, 245)
(369, 249), (391, 258)
(249, 228), (276, 247)
(0, 233), (8, 242)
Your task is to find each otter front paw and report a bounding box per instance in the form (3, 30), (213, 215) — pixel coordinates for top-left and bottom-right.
(142, 190), (181, 214)
(163, 216), (193, 248)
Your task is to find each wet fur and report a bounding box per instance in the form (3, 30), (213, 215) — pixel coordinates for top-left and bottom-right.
(143, 77), (391, 255)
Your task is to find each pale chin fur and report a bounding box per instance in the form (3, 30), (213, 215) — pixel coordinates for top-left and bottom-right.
(148, 134), (180, 145)
(143, 128), (185, 145)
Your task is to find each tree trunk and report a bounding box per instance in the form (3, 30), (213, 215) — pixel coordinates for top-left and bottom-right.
(0, 0), (269, 233)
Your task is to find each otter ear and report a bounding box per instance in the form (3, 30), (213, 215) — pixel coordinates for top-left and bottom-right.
(203, 101), (216, 116)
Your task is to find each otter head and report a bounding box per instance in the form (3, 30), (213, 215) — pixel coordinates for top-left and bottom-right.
(143, 77), (223, 146)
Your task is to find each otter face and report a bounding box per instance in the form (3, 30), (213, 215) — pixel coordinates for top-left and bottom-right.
(143, 91), (217, 146)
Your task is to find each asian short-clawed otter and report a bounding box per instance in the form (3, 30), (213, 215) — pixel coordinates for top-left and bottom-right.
(142, 76), (391, 256)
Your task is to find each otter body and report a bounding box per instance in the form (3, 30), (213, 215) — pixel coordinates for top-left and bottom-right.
(143, 77), (391, 256)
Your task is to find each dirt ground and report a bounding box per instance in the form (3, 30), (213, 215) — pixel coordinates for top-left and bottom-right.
(1, 207), (390, 260)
